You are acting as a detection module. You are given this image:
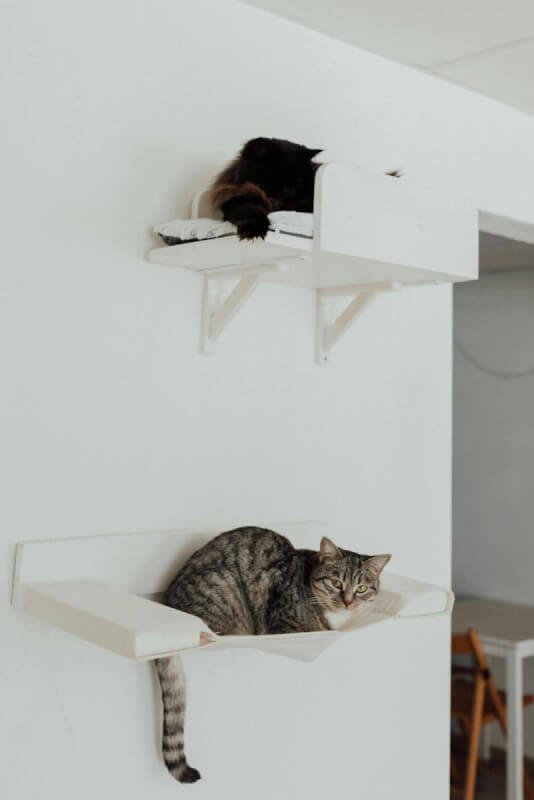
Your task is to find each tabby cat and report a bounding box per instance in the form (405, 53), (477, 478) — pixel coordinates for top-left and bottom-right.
(156, 525), (390, 783)
(209, 137), (321, 241)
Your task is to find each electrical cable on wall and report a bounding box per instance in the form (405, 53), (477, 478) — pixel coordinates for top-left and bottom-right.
(454, 340), (534, 381)
(455, 265), (534, 380)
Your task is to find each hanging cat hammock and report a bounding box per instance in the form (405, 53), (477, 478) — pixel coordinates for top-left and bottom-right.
(12, 522), (453, 662)
(148, 163), (478, 362)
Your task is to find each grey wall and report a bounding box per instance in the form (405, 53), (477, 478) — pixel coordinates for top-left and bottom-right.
(453, 266), (534, 752)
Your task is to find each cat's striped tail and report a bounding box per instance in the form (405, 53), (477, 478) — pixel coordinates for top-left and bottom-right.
(155, 655), (201, 783)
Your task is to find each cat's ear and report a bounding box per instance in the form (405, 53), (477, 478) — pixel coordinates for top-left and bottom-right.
(365, 554), (391, 575)
(319, 536), (341, 561)
(306, 147), (323, 159)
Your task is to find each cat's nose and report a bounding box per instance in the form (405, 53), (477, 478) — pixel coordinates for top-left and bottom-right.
(343, 597), (352, 608)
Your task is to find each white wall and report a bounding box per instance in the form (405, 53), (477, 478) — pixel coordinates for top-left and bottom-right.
(3, 1), (534, 798)
(453, 268), (534, 753)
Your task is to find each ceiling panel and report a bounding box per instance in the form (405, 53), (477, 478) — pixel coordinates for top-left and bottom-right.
(242, 0), (534, 67)
(433, 38), (534, 114)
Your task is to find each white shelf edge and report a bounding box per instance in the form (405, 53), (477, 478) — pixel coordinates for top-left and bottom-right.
(15, 576), (453, 662)
(17, 580), (213, 660)
(148, 236), (473, 288)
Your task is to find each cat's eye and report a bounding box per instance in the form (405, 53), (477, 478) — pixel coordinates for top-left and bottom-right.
(331, 579), (343, 590)
(355, 584), (368, 594)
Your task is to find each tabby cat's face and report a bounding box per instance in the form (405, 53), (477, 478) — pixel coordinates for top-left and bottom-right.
(310, 537), (391, 612)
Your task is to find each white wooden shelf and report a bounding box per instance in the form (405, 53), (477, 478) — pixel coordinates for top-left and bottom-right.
(149, 164), (478, 362)
(13, 522), (453, 662)
(150, 164), (478, 288)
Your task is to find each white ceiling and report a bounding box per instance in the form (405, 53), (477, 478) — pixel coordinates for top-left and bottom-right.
(242, 0), (534, 114)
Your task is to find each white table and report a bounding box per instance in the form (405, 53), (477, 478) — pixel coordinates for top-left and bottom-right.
(453, 598), (534, 800)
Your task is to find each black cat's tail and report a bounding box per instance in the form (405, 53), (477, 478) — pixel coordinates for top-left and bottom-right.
(210, 180), (272, 240)
(155, 655), (201, 783)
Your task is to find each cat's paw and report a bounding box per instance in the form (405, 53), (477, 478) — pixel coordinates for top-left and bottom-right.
(179, 766), (201, 783)
(237, 214), (270, 241)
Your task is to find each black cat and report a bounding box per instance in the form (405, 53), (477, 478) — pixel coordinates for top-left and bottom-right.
(209, 137), (322, 241)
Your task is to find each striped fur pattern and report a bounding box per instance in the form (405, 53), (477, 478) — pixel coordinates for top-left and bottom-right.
(156, 526), (390, 783)
(156, 656), (199, 783)
(209, 137), (321, 241)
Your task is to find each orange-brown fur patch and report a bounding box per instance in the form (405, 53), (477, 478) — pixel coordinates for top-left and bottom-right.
(209, 181), (272, 214)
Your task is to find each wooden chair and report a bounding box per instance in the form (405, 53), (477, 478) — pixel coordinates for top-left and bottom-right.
(451, 628), (534, 800)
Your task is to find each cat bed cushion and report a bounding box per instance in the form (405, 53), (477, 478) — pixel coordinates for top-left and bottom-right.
(154, 211), (314, 245)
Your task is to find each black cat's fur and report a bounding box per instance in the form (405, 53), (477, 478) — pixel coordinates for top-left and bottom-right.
(210, 137), (400, 241)
(209, 137), (322, 241)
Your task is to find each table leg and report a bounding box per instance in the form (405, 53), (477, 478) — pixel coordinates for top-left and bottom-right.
(480, 656), (493, 760)
(506, 651), (523, 800)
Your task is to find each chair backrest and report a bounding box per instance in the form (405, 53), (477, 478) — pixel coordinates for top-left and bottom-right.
(452, 628), (490, 673)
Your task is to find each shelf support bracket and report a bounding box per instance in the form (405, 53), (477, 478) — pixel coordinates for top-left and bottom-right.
(315, 282), (402, 364)
(200, 263), (285, 353)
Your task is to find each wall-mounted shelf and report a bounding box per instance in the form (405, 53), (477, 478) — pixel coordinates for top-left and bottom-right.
(149, 164), (478, 362)
(13, 522), (453, 662)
